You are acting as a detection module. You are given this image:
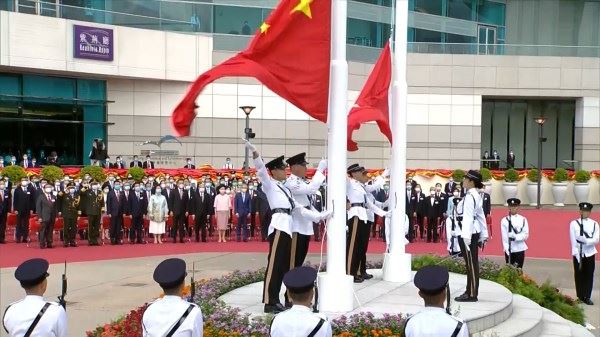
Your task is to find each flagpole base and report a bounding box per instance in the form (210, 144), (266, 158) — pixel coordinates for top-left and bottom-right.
(318, 273), (355, 313)
(382, 252), (412, 283)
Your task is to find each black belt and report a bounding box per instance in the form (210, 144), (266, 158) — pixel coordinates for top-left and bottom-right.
(272, 208), (291, 215)
(350, 203), (366, 207)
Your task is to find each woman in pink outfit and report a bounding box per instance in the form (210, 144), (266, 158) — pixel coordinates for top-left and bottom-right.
(213, 185), (231, 242)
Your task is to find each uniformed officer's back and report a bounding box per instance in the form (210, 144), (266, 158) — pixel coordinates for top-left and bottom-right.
(404, 266), (468, 337)
(270, 267), (332, 337)
(142, 258), (203, 337)
(3, 258), (67, 337)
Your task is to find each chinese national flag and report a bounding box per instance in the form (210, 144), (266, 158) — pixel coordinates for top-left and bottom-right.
(171, 0), (331, 136)
(347, 42), (392, 151)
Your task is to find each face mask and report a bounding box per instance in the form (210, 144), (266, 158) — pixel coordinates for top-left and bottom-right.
(108, 177), (115, 181)
(32, 178), (39, 183)
(160, 184), (166, 188)
(226, 189), (231, 194)
(430, 191), (435, 195)
(0, 185), (5, 190)
(103, 189), (109, 194)
(249, 186), (254, 190)
(134, 187), (140, 192)
(254, 183), (258, 187)
(187, 161), (192, 164)
(241, 188), (247, 192)
(92, 185), (99, 190)
(149, 177), (155, 182)
(124, 185), (131, 191)
(219, 189), (225, 194)
(45, 188), (52, 193)
(146, 158), (151, 161)
(453, 192), (459, 197)
(205, 183), (211, 188)
(134, 158), (138, 161)
(415, 188), (421, 192)
(178, 184), (184, 189)
(146, 186), (152, 191)
(11, 158), (16, 163)
(4, 177), (8, 181)
(406, 187), (411, 191)
(21, 181), (28, 186)
(69, 189), (75, 194)
(155, 189), (162, 195)
(32, 161), (36, 165)
(383, 186), (389, 191)
(449, 178), (454, 182)
(436, 188), (441, 192)
(185, 186), (191, 190)
(224, 178), (229, 182)
(85, 175), (91, 180)
(114, 185), (121, 190)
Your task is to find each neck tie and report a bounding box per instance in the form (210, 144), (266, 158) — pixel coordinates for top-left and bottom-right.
(47, 194), (51, 202)
(116, 193), (119, 202)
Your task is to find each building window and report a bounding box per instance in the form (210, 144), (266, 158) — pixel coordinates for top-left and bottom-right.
(413, 0), (443, 16)
(347, 19), (390, 48)
(213, 5), (265, 35)
(477, 0), (506, 26)
(414, 28), (442, 43)
(447, 0), (474, 21)
(481, 99), (575, 169)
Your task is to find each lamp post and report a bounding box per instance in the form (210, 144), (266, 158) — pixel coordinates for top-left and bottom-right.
(534, 117), (547, 209)
(240, 106), (256, 171)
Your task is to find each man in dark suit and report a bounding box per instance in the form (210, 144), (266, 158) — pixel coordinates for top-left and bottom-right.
(102, 174), (116, 191)
(492, 150), (501, 169)
(169, 179), (188, 243)
(480, 187), (492, 238)
(106, 182), (126, 245)
(113, 156), (126, 169)
(13, 177), (34, 243)
(444, 177), (457, 195)
(189, 184), (211, 242)
(0, 180), (11, 243)
(31, 158), (39, 168)
(507, 150), (516, 169)
(234, 184), (252, 242)
(409, 185), (425, 240)
(35, 184), (58, 249)
(482, 151), (491, 169)
(254, 183), (271, 242)
(20, 155), (32, 168)
(128, 183), (147, 244)
(143, 155), (155, 169)
(130, 155), (142, 168)
(435, 183), (448, 218)
(424, 187), (441, 243)
(183, 157), (196, 169)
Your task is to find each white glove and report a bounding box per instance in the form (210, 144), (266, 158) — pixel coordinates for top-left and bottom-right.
(463, 237), (471, 248)
(317, 159), (328, 172)
(508, 232), (516, 239)
(384, 211), (392, 218)
(320, 209), (333, 221)
(381, 168), (390, 178)
(242, 138), (257, 152)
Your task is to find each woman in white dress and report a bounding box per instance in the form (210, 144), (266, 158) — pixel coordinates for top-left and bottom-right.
(148, 187), (169, 244)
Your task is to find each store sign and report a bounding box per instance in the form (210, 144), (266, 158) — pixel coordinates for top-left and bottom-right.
(73, 25), (113, 61)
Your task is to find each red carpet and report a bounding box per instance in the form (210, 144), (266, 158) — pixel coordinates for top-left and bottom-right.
(1, 208), (598, 268)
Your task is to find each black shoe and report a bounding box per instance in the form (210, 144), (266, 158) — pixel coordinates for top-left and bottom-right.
(353, 276), (364, 283)
(363, 273), (374, 280)
(243, 239), (248, 242)
(0, 240), (6, 244)
(47, 244), (53, 249)
(455, 293), (478, 302)
(180, 239), (185, 243)
(583, 298), (594, 305)
(264, 303), (286, 314)
(71, 242), (78, 247)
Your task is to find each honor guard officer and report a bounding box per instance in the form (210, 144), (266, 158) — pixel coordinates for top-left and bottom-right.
(455, 170), (488, 302)
(244, 139), (331, 314)
(84, 180), (104, 246)
(284, 152), (327, 269)
(346, 164), (388, 283)
(270, 266), (332, 337)
(3, 258), (67, 337)
(59, 182), (82, 247)
(142, 258), (203, 336)
(404, 266), (468, 337)
(501, 198), (529, 268)
(570, 202), (599, 305)
(445, 197), (463, 257)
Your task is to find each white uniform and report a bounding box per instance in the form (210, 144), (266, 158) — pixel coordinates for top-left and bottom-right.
(445, 211), (461, 255)
(284, 171), (325, 235)
(142, 296), (203, 337)
(3, 296), (67, 337)
(501, 214), (529, 255)
(346, 178), (387, 221)
(456, 188), (488, 243)
(254, 157), (321, 236)
(569, 218), (599, 260)
(404, 307), (468, 337)
(270, 305), (332, 337)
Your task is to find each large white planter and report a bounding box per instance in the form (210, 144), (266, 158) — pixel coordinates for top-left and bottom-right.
(573, 183), (590, 203)
(502, 182), (518, 206)
(551, 182), (568, 206)
(526, 182), (541, 206)
(483, 181), (492, 195)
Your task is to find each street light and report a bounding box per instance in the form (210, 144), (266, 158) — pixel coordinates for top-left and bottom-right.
(240, 106), (256, 171)
(534, 117), (547, 209)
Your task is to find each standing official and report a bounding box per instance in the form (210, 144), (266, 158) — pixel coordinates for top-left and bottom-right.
(501, 198), (529, 268)
(244, 140), (329, 313)
(424, 187), (441, 243)
(58, 183), (81, 247)
(284, 152), (327, 269)
(36, 184), (57, 249)
(455, 170), (488, 302)
(107, 181), (125, 245)
(234, 184), (252, 242)
(270, 267), (332, 337)
(570, 202), (598, 305)
(170, 180), (189, 243)
(84, 181), (104, 246)
(404, 266), (468, 337)
(13, 177), (34, 243)
(3, 258), (67, 337)
(129, 183), (147, 244)
(143, 155), (155, 169)
(184, 158), (196, 169)
(130, 155), (142, 168)
(190, 184), (211, 242)
(142, 258), (203, 336)
(507, 150), (516, 169)
(0, 180), (11, 244)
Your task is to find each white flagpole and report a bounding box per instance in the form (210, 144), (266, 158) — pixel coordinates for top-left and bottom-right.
(383, 0), (412, 283)
(318, 0), (355, 312)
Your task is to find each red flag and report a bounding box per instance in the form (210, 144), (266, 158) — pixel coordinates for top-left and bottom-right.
(347, 42), (392, 151)
(171, 0), (331, 136)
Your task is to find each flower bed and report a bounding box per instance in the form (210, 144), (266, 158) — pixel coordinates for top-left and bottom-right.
(88, 256), (584, 337)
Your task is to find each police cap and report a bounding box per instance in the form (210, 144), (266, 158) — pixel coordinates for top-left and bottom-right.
(579, 202), (593, 211)
(507, 198), (521, 206)
(283, 266), (317, 294)
(347, 163), (365, 174)
(15, 258), (49, 287)
(414, 265), (449, 296)
(286, 152), (309, 166)
(265, 156), (287, 171)
(153, 258), (187, 289)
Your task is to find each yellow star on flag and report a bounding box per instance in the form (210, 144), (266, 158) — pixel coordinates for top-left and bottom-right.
(291, 0), (313, 18)
(260, 22), (271, 34)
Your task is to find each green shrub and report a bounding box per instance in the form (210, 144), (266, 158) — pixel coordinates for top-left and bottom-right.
(79, 165), (106, 183)
(480, 167), (492, 182)
(552, 168), (568, 182)
(0, 165), (27, 183)
(40, 165), (64, 184)
(527, 168), (539, 182)
(504, 168), (519, 182)
(452, 169), (465, 182)
(574, 170), (591, 183)
(127, 167), (145, 182)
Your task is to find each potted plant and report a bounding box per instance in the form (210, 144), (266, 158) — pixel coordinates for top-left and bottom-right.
(551, 168), (569, 207)
(40, 165), (64, 184)
(79, 165), (107, 183)
(573, 170), (591, 203)
(502, 168), (519, 205)
(480, 168), (492, 195)
(526, 169), (541, 206)
(452, 169), (465, 182)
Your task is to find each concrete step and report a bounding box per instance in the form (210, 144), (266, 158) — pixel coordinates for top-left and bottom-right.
(537, 308), (595, 337)
(471, 295), (543, 337)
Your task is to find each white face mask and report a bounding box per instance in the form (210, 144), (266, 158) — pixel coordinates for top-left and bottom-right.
(453, 192), (459, 197)
(199, 188), (205, 193)
(430, 191), (435, 196)
(92, 185), (99, 190)
(415, 188), (421, 192)
(44, 188), (52, 193)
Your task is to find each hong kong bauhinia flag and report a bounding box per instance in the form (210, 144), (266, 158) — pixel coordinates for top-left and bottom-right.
(347, 42), (392, 151)
(171, 0), (331, 136)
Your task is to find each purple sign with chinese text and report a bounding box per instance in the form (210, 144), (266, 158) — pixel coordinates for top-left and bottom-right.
(73, 25), (113, 61)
